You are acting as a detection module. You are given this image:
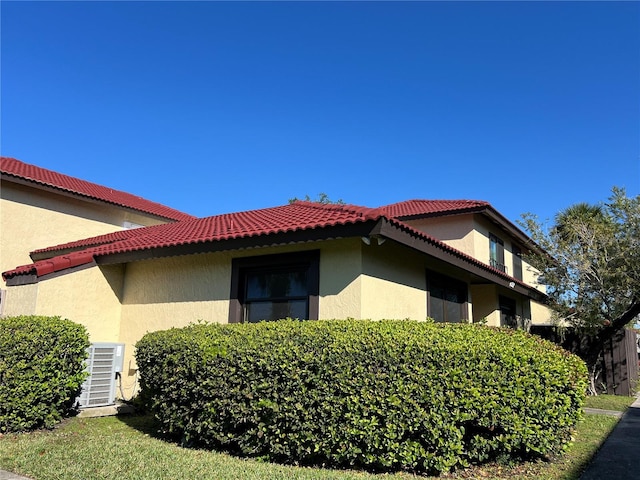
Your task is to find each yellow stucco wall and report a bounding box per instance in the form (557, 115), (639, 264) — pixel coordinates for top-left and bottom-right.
(402, 213), (545, 293)
(1, 233), (557, 402)
(119, 252), (232, 347)
(317, 239), (363, 320)
(471, 216), (545, 292)
(360, 241), (427, 320)
(530, 300), (554, 326)
(470, 284), (500, 325)
(1, 283), (39, 317)
(116, 239), (365, 382)
(0, 181), (168, 275)
(2, 265), (123, 342)
(404, 214), (476, 257)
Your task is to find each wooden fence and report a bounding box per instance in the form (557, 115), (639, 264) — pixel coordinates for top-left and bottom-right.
(530, 326), (639, 396)
(601, 328), (638, 396)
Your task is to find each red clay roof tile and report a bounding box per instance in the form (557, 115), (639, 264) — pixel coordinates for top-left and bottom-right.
(379, 199), (489, 218)
(1, 156), (195, 221)
(3, 200), (531, 293)
(4, 201), (384, 278)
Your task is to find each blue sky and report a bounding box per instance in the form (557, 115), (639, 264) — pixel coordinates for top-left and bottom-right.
(2, 1), (638, 226)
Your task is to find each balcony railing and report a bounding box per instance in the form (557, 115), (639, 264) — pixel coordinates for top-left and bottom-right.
(490, 259), (507, 273)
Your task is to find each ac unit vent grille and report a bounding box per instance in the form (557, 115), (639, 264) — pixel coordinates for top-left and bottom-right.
(77, 343), (124, 409)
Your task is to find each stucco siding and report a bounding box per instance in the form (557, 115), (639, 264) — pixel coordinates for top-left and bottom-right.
(9, 265), (124, 342)
(1, 182), (167, 274)
(470, 284), (499, 325)
(530, 300), (554, 325)
(471, 216), (545, 292)
(360, 242), (427, 320)
(318, 239), (363, 320)
(117, 252), (231, 382)
(471, 217), (494, 271)
(1, 283), (38, 317)
(119, 252), (231, 340)
(403, 214), (476, 257)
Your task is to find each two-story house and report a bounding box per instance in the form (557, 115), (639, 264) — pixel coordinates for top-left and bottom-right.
(2, 172), (553, 389)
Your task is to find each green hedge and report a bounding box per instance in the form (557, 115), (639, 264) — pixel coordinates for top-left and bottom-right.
(135, 320), (587, 475)
(0, 315), (90, 433)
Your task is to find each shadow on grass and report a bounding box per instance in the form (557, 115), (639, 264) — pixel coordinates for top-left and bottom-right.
(110, 407), (619, 480)
(113, 410), (174, 442)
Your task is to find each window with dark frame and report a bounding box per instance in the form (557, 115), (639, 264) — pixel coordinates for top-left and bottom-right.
(489, 233), (506, 273)
(426, 271), (468, 323)
(229, 251), (319, 323)
(512, 245), (523, 281)
(499, 295), (517, 328)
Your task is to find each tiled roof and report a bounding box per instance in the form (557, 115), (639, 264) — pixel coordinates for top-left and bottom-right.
(4, 201), (385, 278)
(380, 199), (489, 219)
(1, 157), (195, 221)
(3, 200), (532, 295)
(32, 201), (383, 255)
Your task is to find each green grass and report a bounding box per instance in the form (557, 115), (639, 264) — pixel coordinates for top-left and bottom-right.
(584, 394), (636, 412)
(0, 413), (619, 480)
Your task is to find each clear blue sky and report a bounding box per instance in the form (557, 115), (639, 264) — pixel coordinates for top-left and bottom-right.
(2, 1), (639, 226)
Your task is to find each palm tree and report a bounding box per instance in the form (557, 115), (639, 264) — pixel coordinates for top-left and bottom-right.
(553, 203), (607, 244)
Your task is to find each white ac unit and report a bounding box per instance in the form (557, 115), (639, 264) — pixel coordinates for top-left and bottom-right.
(77, 343), (125, 408)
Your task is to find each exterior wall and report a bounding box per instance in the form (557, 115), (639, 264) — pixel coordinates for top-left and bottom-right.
(470, 284), (500, 326)
(360, 241), (427, 320)
(1, 230), (557, 398)
(317, 239), (363, 320)
(530, 299), (554, 326)
(471, 283), (552, 327)
(403, 213), (545, 293)
(118, 239), (365, 382)
(471, 215), (545, 292)
(118, 252), (233, 379)
(119, 252), (232, 348)
(403, 214), (476, 257)
(0, 181), (168, 275)
(2, 265), (123, 342)
(1, 283), (39, 317)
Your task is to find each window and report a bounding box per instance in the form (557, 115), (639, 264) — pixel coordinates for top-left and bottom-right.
(512, 245), (523, 281)
(499, 296), (517, 328)
(229, 251), (319, 323)
(489, 233), (506, 273)
(427, 271), (468, 323)
(123, 221), (144, 229)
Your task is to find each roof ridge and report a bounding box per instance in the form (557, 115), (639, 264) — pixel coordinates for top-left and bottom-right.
(291, 200), (385, 220)
(383, 198), (490, 206)
(378, 199), (491, 219)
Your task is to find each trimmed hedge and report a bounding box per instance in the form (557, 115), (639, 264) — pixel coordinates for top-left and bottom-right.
(135, 320), (587, 475)
(0, 315), (90, 433)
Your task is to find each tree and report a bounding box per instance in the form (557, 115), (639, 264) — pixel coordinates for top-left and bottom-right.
(288, 193), (345, 205)
(520, 187), (640, 394)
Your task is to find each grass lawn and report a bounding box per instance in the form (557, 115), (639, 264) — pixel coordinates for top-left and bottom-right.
(0, 412), (619, 480)
(584, 393), (636, 412)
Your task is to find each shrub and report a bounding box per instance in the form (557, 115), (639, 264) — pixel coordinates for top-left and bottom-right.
(0, 315), (90, 432)
(135, 320), (587, 475)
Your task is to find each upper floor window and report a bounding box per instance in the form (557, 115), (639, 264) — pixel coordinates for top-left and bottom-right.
(123, 221), (144, 229)
(489, 233), (506, 273)
(229, 251), (319, 323)
(512, 245), (523, 281)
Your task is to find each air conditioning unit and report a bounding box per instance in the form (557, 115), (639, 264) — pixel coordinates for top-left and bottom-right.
(77, 343), (125, 408)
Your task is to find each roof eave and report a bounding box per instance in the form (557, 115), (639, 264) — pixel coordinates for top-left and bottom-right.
(373, 218), (546, 302)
